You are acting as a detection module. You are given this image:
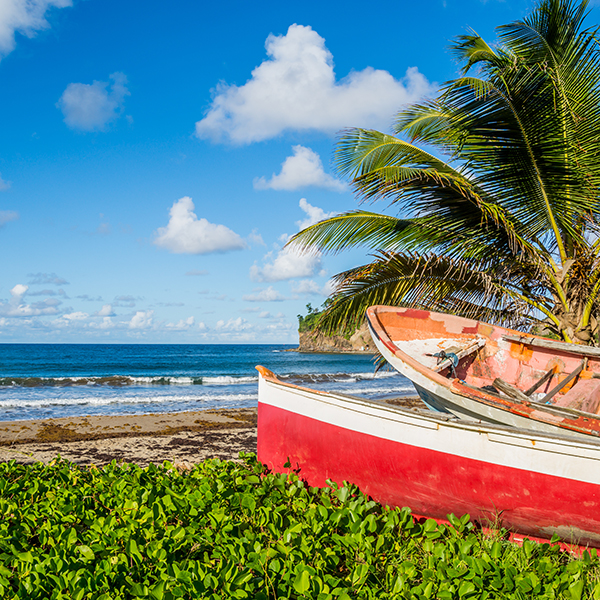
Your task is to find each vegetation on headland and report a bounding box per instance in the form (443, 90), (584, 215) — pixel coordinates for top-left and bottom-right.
(290, 0), (600, 345)
(297, 303), (328, 334)
(1, 455), (599, 599)
(297, 303), (374, 352)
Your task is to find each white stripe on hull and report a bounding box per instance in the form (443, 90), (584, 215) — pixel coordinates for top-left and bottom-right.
(259, 376), (600, 486)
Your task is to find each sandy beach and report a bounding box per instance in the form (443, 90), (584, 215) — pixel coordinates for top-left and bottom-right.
(0, 396), (423, 467)
(0, 408), (258, 467)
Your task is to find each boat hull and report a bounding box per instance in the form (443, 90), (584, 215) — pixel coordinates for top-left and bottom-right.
(257, 368), (600, 547)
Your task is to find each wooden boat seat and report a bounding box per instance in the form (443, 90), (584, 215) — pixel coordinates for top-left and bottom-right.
(552, 378), (600, 415)
(492, 360), (586, 405)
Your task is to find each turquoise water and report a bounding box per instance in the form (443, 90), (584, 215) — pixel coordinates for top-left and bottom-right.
(0, 344), (413, 421)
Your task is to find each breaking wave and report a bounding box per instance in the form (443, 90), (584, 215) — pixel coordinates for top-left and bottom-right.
(0, 371), (397, 389)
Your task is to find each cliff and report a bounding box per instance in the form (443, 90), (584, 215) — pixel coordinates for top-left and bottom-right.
(296, 320), (374, 353)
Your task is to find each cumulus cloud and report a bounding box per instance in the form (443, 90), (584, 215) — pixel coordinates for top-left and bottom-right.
(129, 310), (154, 329)
(11, 284), (27, 298)
(154, 196), (246, 255)
(62, 311), (88, 321)
(166, 316), (195, 330)
(196, 24), (435, 144)
(96, 304), (115, 317)
(0, 0), (72, 59)
(215, 317), (253, 332)
(250, 247), (322, 282)
(296, 198), (336, 230)
(89, 317), (114, 330)
(291, 279), (334, 296)
(27, 272), (69, 285)
(0, 284), (61, 317)
(57, 72), (130, 132)
(254, 146), (346, 192)
(250, 199), (331, 282)
(247, 230), (265, 246)
(242, 287), (287, 302)
(0, 210), (18, 227)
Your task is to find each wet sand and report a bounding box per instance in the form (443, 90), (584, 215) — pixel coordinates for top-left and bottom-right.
(0, 396), (424, 467)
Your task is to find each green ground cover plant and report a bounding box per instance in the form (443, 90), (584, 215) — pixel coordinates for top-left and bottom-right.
(0, 454), (599, 599)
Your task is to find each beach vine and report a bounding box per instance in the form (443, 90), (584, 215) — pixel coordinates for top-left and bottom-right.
(0, 454), (598, 599)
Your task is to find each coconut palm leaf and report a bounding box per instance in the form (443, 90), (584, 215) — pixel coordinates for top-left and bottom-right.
(292, 0), (600, 345)
(314, 252), (545, 335)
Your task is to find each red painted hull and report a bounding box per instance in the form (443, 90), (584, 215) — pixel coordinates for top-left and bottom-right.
(257, 367), (600, 547)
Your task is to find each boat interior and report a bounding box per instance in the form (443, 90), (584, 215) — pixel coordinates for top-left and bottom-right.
(368, 306), (600, 417)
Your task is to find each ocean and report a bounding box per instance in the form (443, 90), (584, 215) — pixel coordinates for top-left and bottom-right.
(0, 344), (415, 422)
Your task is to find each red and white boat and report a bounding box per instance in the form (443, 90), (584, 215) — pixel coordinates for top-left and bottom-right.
(366, 306), (600, 440)
(257, 365), (600, 548)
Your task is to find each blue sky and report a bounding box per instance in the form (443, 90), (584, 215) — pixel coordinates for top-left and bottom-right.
(0, 0), (587, 343)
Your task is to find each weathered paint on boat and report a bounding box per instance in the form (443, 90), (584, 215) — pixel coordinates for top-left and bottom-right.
(256, 366), (600, 548)
(366, 306), (600, 440)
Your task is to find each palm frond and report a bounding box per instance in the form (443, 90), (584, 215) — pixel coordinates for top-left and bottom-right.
(314, 252), (544, 335)
(302, 0), (600, 345)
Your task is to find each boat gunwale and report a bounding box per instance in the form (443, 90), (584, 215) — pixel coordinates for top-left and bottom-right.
(256, 365), (600, 454)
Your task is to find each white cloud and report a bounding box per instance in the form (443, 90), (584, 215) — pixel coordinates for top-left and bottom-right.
(291, 279), (334, 296)
(62, 311), (88, 321)
(247, 230), (265, 246)
(243, 287), (287, 302)
(254, 146), (346, 192)
(57, 72), (130, 132)
(215, 317), (253, 332)
(11, 284), (27, 298)
(154, 196), (246, 255)
(0, 284), (61, 317)
(89, 317), (114, 330)
(0, 0), (72, 59)
(250, 246), (322, 282)
(296, 198), (336, 229)
(251, 199), (333, 281)
(129, 310), (154, 329)
(196, 24), (435, 144)
(166, 316), (195, 330)
(0, 210), (18, 227)
(96, 304), (115, 317)
(185, 269), (208, 276)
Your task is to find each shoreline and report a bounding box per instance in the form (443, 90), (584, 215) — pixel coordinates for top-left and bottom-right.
(284, 348), (374, 354)
(0, 396), (423, 467)
(0, 408), (257, 467)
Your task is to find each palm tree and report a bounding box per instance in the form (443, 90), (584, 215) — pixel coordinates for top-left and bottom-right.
(289, 0), (600, 345)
